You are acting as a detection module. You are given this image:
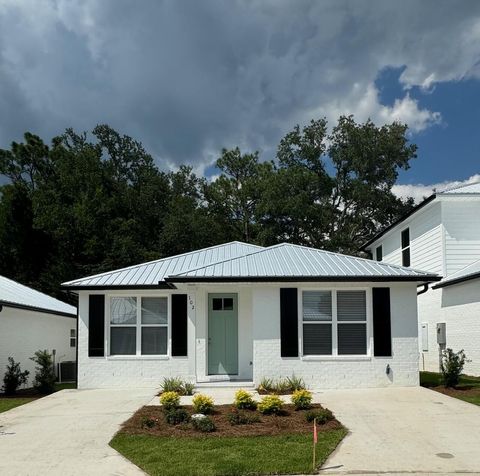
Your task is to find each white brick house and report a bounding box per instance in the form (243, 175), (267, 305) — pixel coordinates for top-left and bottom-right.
(63, 242), (439, 389)
(362, 181), (480, 375)
(0, 275), (77, 388)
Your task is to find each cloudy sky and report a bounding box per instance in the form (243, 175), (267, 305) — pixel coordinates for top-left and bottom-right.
(0, 0), (479, 199)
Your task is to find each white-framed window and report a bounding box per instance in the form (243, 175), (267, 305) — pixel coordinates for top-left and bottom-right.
(302, 289), (368, 356)
(70, 329), (76, 348)
(375, 245), (383, 261)
(108, 296), (168, 356)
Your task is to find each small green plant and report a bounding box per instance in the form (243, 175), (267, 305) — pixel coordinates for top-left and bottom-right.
(441, 348), (466, 388)
(141, 416), (157, 429)
(291, 389), (312, 410)
(159, 391), (180, 410)
(286, 375), (306, 392)
(2, 357), (29, 396)
(164, 408), (190, 425)
(192, 416), (216, 432)
(305, 408), (334, 424)
(258, 395), (283, 415)
(257, 375), (307, 394)
(228, 410), (260, 426)
(192, 393), (214, 414)
(234, 389), (257, 410)
(258, 377), (275, 393)
(30, 350), (56, 394)
(183, 382), (195, 396)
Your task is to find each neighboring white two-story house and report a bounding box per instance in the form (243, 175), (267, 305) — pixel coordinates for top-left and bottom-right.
(362, 181), (480, 376)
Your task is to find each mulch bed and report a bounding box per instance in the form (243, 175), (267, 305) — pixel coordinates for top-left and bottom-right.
(0, 388), (43, 399)
(431, 385), (480, 399)
(120, 404), (342, 438)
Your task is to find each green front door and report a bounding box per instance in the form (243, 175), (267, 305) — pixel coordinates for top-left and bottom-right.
(208, 293), (238, 375)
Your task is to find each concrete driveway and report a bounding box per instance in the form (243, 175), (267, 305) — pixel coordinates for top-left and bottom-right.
(0, 388), (155, 476)
(319, 386), (480, 475)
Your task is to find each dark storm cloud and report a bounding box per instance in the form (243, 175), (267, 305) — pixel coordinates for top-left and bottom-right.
(0, 0), (479, 173)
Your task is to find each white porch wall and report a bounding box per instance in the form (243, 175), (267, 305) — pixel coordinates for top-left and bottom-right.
(0, 307), (76, 388)
(418, 280), (480, 376)
(252, 282), (419, 389)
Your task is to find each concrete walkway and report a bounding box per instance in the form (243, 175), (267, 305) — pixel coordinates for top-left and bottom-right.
(0, 388), (156, 476)
(318, 386), (480, 475)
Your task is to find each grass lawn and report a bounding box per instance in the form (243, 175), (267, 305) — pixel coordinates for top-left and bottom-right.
(0, 382), (77, 414)
(110, 429), (347, 476)
(420, 371), (480, 406)
(0, 398), (36, 414)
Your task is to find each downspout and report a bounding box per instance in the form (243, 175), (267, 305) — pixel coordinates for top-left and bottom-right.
(417, 283), (429, 296)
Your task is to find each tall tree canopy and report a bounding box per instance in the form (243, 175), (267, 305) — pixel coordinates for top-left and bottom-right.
(0, 116), (416, 298)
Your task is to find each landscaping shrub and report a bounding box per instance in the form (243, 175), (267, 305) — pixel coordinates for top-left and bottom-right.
(441, 348), (466, 388)
(141, 416), (157, 429)
(228, 410), (260, 425)
(234, 389), (257, 410)
(305, 408), (334, 424)
(192, 415), (216, 432)
(257, 375), (306, 394)
(159, 391), (180, 411)
(183, 382), (195, 396)
(192, 393), (214, 414)
(258, 395), (283, 415)
(160, 377), (195, 395)
(2, 357), (29, 395)
(164, 408), (190, 425)
(30, 350), (56, 394)
(286, 375), (306, 392)
(291, 389), (312, 410)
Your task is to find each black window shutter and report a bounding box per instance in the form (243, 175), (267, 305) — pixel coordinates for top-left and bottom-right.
(372, 288), (392, 357)
(171, 294), (188, 356)
(89, 295), (105, 357)
(280, 288), (298, 357)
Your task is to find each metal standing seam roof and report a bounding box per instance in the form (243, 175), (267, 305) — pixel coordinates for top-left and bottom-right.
(62, 241), (264, 288)
(440, 181), (480, 194)
(0, 275), (76, 316)
(166, 243), (441, 282)
(433, 259), (480, 289)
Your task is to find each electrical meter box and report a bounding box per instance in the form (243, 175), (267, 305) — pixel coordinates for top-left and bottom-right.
(436, 323), (446, 345)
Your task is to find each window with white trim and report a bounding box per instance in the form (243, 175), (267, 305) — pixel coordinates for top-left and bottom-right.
(302, 290), (367, 356)
(401, 228), (410, 267)
(70, 329), (76, 348)
(109, 296), (168, 356)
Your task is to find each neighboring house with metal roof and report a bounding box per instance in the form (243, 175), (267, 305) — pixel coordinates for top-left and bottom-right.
(361, 181), (480, 375)
(0, 275), (77, 389)
(63, 241), (439, 390)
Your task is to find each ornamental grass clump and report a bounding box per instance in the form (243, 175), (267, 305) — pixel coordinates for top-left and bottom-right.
(291, 389), (312, 410)
(234, 389), (257, 410)
(192, 393), (214, 414)
(258, 395), (283, 415)
(159, 391), (180, 411)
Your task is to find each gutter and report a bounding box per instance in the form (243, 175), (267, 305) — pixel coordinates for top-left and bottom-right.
(0, 299), (76, 319)
(432, 272), (480, 289)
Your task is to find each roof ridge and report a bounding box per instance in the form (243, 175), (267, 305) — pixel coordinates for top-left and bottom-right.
(170, 243), (284, 277)
(62, 241), (263, 285)
(170, 241), (436, 278)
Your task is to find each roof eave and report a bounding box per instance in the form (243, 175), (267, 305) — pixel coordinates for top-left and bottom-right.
(360, 194), (437, 251)
(432, 272), (480, 289)
(61, 283), (176, 291)
(0, 300), (77, 318)
(165, 275), (442, 284)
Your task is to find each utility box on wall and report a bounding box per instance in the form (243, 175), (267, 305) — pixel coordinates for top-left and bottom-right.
(436, 323), (446, 345)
